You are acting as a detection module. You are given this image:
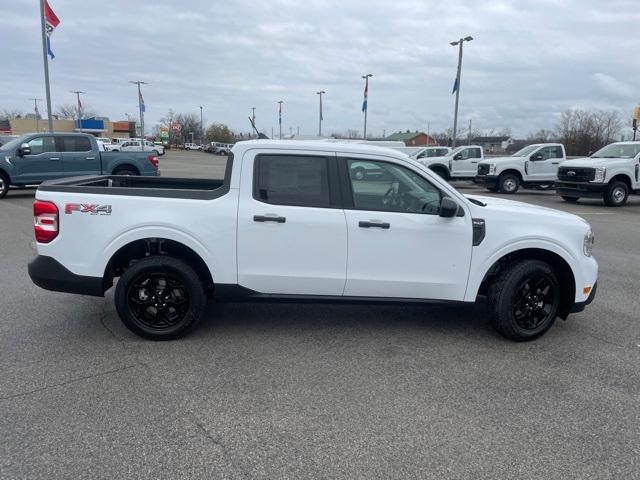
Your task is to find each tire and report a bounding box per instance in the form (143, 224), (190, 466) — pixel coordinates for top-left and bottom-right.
(498, 173), (520, 193)
(536, 184), (553, 191)
(113, 168), (138, 176)
(561, 196), (579, 203)
(430, 167), (448, 180)
(115, 256), (207, 340)
(0, 172), (9, 199)
(487, 259), (561, 341)
(604, 181), (628, 207)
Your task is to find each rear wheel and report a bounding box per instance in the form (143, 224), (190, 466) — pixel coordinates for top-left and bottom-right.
(604, 181), (628, 207)
(352, 166), (366, 180)
(487, 259), (560, 341)
(0, 172), (9, 199)
(498, 173), (520, 193)
(561, 196), (579, 203)
(115, 256), (207, 340)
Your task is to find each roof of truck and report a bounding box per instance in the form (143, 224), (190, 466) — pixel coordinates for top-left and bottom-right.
(233, 139), (406, 158)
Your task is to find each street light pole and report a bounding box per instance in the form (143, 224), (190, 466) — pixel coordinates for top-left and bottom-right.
(129, 81), (147, 139)
(277, 100), (284, 139)
(362, 74), (372, 139)
(316, 90), (325, 136)
(29, 97), (43, 132)
(199, 106), (203, 144)
(69, 90), (86, 131)
(450, 36), (473, 148)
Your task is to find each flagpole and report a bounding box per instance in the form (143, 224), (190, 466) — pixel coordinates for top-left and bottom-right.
(450, 36), (473, 149)
(40, 0), (53, 132)
(130, 81), (147, 139)
(316, 90), (325, 136)
(362, 74), (372, 140)
(277, 100), (283, 139)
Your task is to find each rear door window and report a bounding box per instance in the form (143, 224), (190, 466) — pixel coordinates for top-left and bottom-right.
(61, 136), (92, 152)
(254, 154), (332, 208)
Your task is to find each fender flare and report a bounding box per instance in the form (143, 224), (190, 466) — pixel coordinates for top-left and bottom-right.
(464, 238), (581, 302)
(428, 163), (451, 178)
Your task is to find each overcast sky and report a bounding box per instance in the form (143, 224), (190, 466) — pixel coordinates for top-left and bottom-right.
(2, 0), (639, 138)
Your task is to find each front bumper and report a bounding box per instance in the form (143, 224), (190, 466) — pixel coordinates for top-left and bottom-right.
(28, 255), (108, 297)
(475, 175), (499, 188)
(569, 281), (597, 313)
(556, 181), (607, 199)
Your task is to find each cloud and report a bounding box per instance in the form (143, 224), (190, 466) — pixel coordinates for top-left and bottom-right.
(1, 0), (639, 137)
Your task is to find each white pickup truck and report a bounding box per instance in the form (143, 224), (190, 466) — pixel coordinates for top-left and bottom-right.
(416, 145), (483, 180)
(555, 141), (640, 206)
(28, 141), (597, 341)
(476, 143), (566, 193)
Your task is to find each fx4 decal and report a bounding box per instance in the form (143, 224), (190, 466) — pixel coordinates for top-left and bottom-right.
(64, 203), (112, 216)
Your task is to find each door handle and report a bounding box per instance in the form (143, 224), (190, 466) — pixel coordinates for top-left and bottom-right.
(253, 215), (286, 223)
(49, 157), (60, 160)
(86, 157), (96, 160)
(471, 161), (478, 163)
(552, 162), (560, 165)
(359, 220), (390, 229)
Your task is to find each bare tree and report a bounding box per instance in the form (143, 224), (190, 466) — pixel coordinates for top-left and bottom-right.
(527, 129), (555, 143)
(346, 129), (360, 139)
(55, 104), (98, 120)
(172, 112), (201, 144)
(555, 109), (622, 155)
(0, 108), (24, 119)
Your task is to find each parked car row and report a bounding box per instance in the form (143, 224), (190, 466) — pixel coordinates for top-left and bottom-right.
(409, 141), (640, 207)
(204, 142), (234, 155)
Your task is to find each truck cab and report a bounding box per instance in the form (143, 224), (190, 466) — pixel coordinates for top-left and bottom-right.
(416, 145), (483, 180)
(476, 143), (566, 193)
(556, 141), (640, 206)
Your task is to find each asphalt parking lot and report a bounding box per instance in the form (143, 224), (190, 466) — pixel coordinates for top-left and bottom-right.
(1, 149), (639, 479)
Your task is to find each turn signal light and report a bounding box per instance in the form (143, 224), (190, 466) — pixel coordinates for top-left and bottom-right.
(34, 200), (59, 243)
(583, 286), (592, 296)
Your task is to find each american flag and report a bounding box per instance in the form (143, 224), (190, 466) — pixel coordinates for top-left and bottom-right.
(44, 1), (60, 59)
(362, 77), (369, 112)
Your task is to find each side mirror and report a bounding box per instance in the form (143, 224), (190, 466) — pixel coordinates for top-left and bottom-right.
(18, 143), (31, 156)
(439, 196), (459, 218)
(453, 154), (462, 160)
(531, 153), (543, 161)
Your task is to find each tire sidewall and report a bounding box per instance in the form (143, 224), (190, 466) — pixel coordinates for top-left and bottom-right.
(499, 174), (520, 193)
(605, 181), (628, 207)
(0, 173), (9, 198)
(115, 256), (206, 340)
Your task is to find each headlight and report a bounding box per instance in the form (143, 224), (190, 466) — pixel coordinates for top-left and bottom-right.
(591, 167), (606, 183)
(488, 164), (496, 175)
(583, 229), (594, 257)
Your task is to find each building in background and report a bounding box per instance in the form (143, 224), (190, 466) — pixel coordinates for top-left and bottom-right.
(471, 136), (513, 153)
(385, 130), (437, 146)
(2, 117), (136, 139)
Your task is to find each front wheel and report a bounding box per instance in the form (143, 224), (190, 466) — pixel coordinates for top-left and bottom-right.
(604, 181), (628, 207)
(115, 256), (207, 340)
(113, 169), (138, 176)
(0, 172), (9, 199)
(487, 259), (560, 341)
(498, 173), (520, 193)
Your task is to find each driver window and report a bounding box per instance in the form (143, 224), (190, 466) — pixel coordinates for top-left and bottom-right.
(27, 137), (55, 155)
(456, 149), (470, 160)
(347, 159), (442, 215)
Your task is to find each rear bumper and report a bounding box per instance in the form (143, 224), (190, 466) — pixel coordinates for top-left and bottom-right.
(28, 255), (108, 297)
(569, 281), (597, 313)
(556, 181), (606, 199)
(475, 175), (499, 187)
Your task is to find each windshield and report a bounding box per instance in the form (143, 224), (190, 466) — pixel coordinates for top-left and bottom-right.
(0, 135), (29, 151)
(591, 143), (640, 159)
(512, 145), (539, 157)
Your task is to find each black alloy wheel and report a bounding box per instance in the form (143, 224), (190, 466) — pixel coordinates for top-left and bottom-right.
(511, 272), (559, 331)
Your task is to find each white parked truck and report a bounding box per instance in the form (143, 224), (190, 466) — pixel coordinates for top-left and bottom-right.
(28, 140), (597, 341)
(555, 141), (640, 206)
(476, 143), (566, 193)
(416, 145), (483, 180)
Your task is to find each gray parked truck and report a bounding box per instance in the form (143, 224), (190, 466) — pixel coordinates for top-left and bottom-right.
(0, 132), (159, 198)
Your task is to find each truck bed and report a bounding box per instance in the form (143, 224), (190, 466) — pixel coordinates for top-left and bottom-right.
(38, 174), (227, 200)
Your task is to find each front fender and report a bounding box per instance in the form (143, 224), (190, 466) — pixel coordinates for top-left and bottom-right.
(464, 237), (584, 302)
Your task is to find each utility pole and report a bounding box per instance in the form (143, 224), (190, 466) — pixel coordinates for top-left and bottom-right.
(69, 90), (86, 131)
(426, 122), (430, 144)
(277, 100), (283, 139)
(316, 90), (325, 136)
(129, 81), (147, 139)
(468, 118), (472, 145)
(362, 74), (372, 139)
(199, 106), (204, 144)
(450, 36), (473, 148)
(29, 98), (43, 132)
(39, 0), (54, 132)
